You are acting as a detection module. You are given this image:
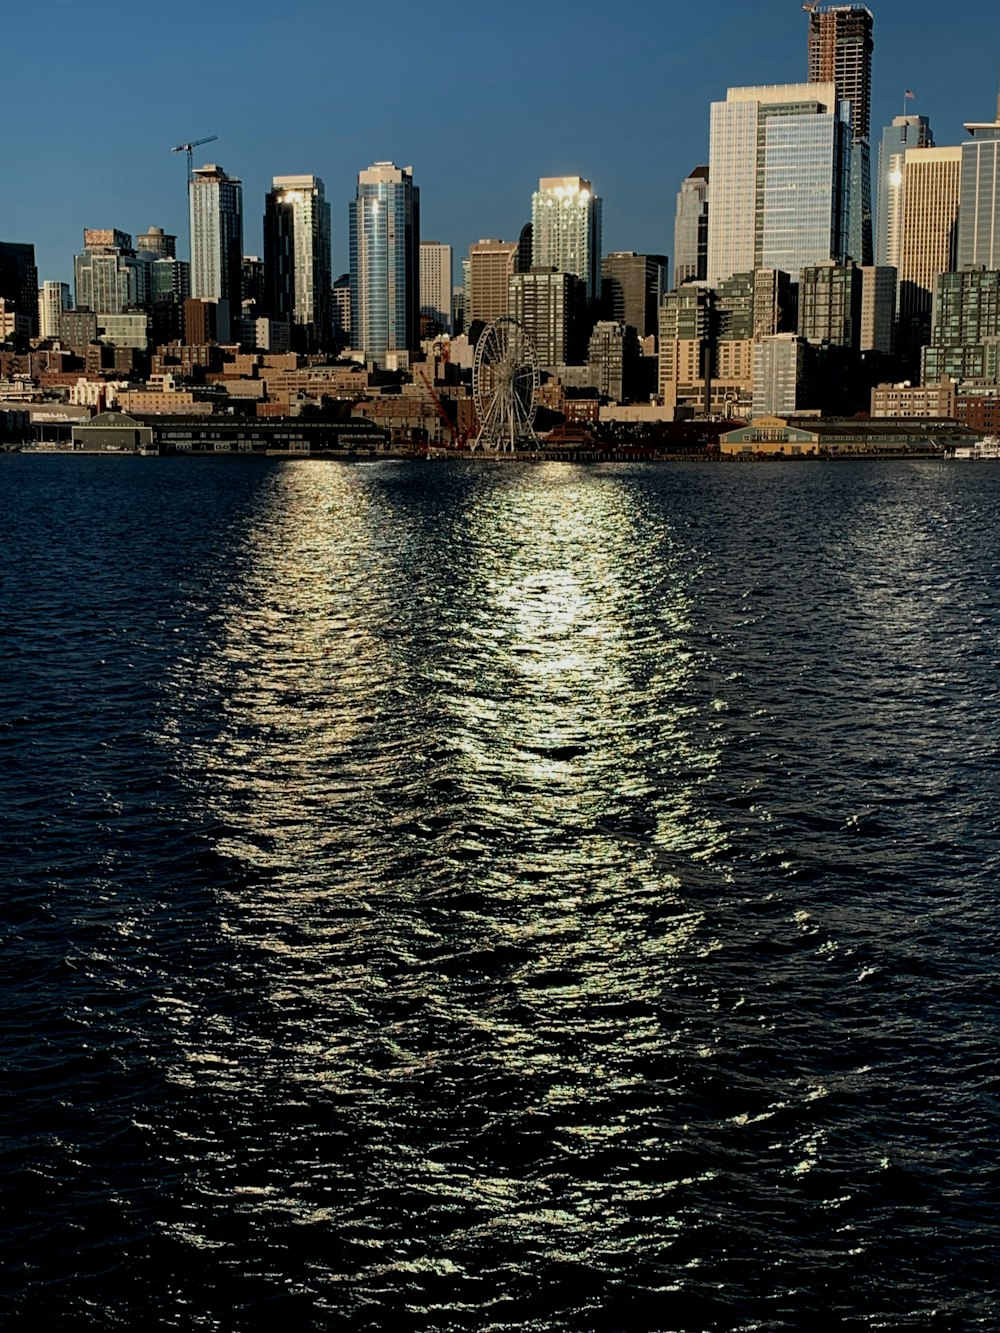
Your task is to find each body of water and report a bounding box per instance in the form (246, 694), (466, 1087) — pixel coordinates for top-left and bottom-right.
(2, 455), (998, 1330)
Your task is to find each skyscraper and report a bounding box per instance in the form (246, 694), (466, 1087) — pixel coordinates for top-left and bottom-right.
(467, 239), (518, 327)
(0, 242), (39, 337)
(957, 92), (1000, 270)
(508, 269), (586, 367)
(600, 252), (667, 338)
(419, 241), (453, 334)
(190, 163), (243, 337)
(876, 115), (934, 269)
(349, 162), (420, 365)
(263, 175), (332, 352)
(531, 177), (602, 301)
(807, 3), (874, 264)
(707, 84), (851, 287)
(673, 167), (709, 285)
(897, 146), (962, 348)
(901, 146), (965, 327)
(39, 280), (72, 339)
(73, 230), (151, 314)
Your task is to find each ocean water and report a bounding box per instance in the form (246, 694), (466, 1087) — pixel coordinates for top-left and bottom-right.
(2, 454), (999, 1331)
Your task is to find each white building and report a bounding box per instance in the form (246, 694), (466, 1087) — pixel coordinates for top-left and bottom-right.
(38, 281), (72, 339)
(707, 83), (850, 287)
(531, 176), (602, 300)
(189, 164), (244, 338)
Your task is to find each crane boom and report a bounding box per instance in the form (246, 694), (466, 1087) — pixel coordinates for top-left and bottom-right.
(171, 134), (219, 183)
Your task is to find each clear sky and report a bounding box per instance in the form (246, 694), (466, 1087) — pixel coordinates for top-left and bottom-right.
(3, 0), (997, 286)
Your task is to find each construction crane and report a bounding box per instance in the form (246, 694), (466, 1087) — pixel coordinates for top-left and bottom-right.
(171, 135), (219, 184)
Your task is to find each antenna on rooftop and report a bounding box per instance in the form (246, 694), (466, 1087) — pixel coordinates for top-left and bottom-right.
(171, 135), (219, 186)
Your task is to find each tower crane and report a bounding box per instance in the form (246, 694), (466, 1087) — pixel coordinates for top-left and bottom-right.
(171, 135), (219, 184)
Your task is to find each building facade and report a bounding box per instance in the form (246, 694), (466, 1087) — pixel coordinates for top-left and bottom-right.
(707, 83), (851, 287)
(419, 241), (453, 334)
(896, 146), (962, 348)
(807, 3), (875, 264)
(263, 175), (332, 352)
(0, 242), (39, 337)
(39, 281), (72, 339)
(600, 252), (667, 338)
(73, 230), (151, 315)
(957, 95), (1000, 270)
(798, 261), (863, 349)
(531, 177), (603, 301)
(508, 268), (585, 367)
(467, 239), (517, 327)
(349, 162), (420, 366)
(189, 164), (244, 336)
(673, 167), (709, 285)
(876, 114), (934, 269)
(136, 227), (177, 258)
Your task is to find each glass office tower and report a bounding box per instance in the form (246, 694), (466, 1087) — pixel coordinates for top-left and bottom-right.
(264, 175), (332, 352)
(708, 84), (850, 287)
(349, 162), (420, 365)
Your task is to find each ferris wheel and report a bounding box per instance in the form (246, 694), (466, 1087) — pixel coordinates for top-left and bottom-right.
(472, 316), (540, 452)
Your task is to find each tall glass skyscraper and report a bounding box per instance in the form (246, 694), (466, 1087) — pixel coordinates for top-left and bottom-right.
(264, 175), (332, 353)
(957, 94), (1000, 270)
(531, 177), (602, 301)
(189, 164), (243, 334)
(876, 115), (934, 268)
(349, 162), (420, 365)
(708, 84), (851, 287)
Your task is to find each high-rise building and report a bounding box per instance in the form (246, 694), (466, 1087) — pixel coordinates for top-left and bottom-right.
(508, 268), (586, 367)
(263, 175), (332, 352)
(531, 177), (603, 300)
(39, 280), (72, 338)
(600, 252), (667, 338)
(707, 83), (851, 287)
(674, 167), (709, 285)
(587, 321), (640, 402)
(74, 230), (152, 314)
(419, 241), (453, 334)
(957, 92), (1000, 270)
(0, 242), (39, 338)
(807, 3), (874, 264)
(798, 261), (863, 349)
(897, 146), (962, 348)
(876, 115), (934, 268)
(860, 266), (896, 353)
(349, 162), (420, 366)
(922, 269), (1000, 384)
(753, 334), (810, 416)
(467, 239), (518, 326)
(136, 226), (177, 259)
(190, 163), (243, 336)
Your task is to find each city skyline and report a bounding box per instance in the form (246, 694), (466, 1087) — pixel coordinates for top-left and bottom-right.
(3, 0), (997, 286)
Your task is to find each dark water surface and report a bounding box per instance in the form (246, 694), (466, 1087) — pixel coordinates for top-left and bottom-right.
(2, 455), (999, 1330)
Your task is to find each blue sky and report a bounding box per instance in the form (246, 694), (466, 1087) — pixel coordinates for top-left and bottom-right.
(3, 0), (997, 285)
